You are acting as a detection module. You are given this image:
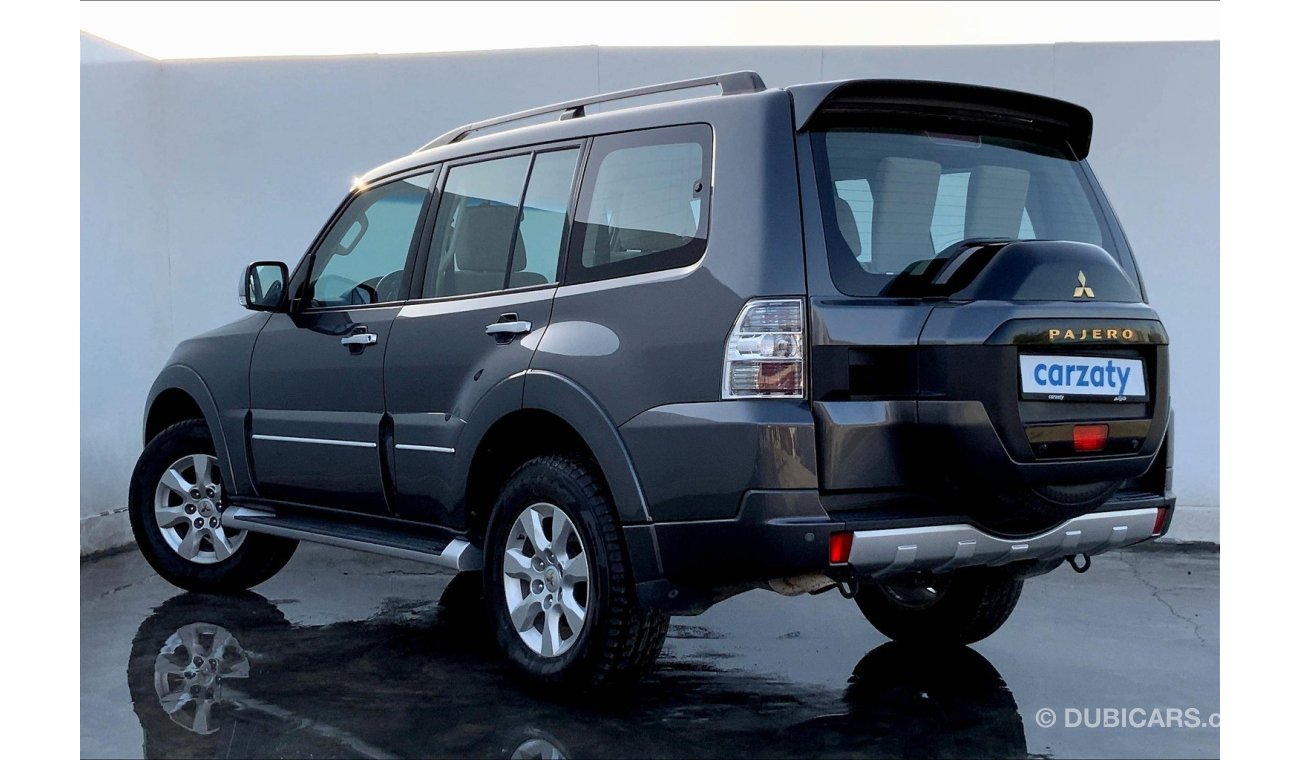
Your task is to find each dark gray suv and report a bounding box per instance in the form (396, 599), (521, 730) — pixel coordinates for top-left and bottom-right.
(130, 72), (1175, 688)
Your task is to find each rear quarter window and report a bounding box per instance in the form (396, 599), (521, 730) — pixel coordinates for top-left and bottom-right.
(565, 124), (712, 284)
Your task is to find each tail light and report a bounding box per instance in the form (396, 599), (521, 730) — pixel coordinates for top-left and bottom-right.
(722, 299), (805, 399)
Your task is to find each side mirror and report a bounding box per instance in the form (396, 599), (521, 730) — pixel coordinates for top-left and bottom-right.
(239, 261), (288, 311)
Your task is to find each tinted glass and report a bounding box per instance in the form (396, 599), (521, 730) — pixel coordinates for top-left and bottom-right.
(568, 124), (711, 283)
(813, 129), (1114, 296)
(424, 155), (530, 298)
(308, 174), (432, 307)
(509, 148), (580, 289)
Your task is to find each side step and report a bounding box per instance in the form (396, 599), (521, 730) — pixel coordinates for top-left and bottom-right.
(223, 506), (483, 571)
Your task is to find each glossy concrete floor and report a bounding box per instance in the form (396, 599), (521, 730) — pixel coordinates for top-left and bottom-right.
(81, 542), (1218, 759)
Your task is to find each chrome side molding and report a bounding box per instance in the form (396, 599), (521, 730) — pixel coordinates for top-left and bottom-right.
(250, 434), (377, 449)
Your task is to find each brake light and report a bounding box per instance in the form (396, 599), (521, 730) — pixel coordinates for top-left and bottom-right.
(829, 531), (853, 564)
(1073, 424), (1109, 453)
(722, 299), (805, 399)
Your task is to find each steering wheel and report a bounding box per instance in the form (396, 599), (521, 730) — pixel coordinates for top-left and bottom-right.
(345, 282), (378, 306)
(374, 271), (405, 303)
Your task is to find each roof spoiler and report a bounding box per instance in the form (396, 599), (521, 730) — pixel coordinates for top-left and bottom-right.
(790, 79), (1093, 159)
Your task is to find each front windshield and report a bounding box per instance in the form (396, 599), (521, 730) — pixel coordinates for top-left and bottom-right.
(810, 128), (1119, 296)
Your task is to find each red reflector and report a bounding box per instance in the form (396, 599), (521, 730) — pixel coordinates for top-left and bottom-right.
(829, 531), (853, 564)
(1073, 424), (1109, 453)
(1152, 507), (1170, 536)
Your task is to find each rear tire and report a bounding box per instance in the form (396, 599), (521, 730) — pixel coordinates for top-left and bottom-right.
(129, 419), (298, 592)
(855, 567), (1023, 645)
(484, 455), (667, 690)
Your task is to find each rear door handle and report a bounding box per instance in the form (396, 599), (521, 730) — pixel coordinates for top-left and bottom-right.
(485, 319), (532, 337)
(340, 333), (378, 346)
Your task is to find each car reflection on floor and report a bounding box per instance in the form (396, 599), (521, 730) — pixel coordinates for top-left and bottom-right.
(127, 574), (1029, 759)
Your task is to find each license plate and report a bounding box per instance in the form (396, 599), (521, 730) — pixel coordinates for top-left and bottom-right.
(1018, 355), (1147, 401)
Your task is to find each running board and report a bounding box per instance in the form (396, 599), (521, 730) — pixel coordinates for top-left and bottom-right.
(223, 506), (483, 571)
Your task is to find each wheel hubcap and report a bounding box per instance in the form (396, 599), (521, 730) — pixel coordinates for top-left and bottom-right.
(502, 502), (589, 658)
(153, 454), (246, 564)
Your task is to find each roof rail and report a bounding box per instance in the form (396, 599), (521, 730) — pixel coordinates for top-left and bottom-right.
(418, 71), (766, 151)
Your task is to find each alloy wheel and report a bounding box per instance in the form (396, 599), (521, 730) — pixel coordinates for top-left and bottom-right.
(153, 454), (245, 564)
(501, 502), (590, 657)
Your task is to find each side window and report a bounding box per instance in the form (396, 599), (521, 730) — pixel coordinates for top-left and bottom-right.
(423, 155), (530, 298)
(567, 124), (712, 284)
(509, 148), (581, 289)
(308, 173), (433, 307)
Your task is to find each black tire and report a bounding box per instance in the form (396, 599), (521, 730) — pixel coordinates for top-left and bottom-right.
(855, 567), (1023, 645)
(129, 419), (298, 592)
(484, 455), (668, 690)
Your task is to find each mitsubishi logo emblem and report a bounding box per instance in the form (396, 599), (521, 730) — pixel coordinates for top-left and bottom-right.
(1073, 271), (1095, 299)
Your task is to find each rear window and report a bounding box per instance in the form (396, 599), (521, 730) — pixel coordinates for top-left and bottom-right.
(811, 129), (1118, 297)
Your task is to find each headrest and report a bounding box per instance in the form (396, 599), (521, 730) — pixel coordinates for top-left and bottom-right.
(450, 203), (527, 273)
(965, 165), (1030, 240)
(870, 157), (941, 274)
(834, 195), (862, 258)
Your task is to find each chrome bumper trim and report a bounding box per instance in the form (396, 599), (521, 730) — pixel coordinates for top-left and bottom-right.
(846, 507), (1159, 579)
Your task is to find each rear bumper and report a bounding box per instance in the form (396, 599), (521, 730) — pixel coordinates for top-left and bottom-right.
(841, 506), (1160, 579)
(620, 396), (1174, 614)
(631, 488), (1175, 614)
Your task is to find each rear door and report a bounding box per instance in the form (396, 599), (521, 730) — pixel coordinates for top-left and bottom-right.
(385, 143), (584, 527)
(799, 110), (1162, 497)
(248, 171), (436, 513)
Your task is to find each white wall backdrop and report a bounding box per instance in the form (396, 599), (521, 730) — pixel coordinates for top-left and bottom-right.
(80, 34), (1219, 553)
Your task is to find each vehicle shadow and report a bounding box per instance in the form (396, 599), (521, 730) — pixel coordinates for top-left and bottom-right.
(127, 576), (1030, 758)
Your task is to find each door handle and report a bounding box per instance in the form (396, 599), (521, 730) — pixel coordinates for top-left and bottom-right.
(340, 333), (378, 346)
(485, 320), (532, 337)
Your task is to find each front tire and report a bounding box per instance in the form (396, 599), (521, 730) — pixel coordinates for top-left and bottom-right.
(854, 567), (1023, 645)
(129, 420), (298, 592)
(484, 455), (667, 690)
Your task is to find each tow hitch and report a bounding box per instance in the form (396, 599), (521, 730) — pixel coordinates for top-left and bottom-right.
(1066, 554), (1093, 574)
(834, 578), (860, 599)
